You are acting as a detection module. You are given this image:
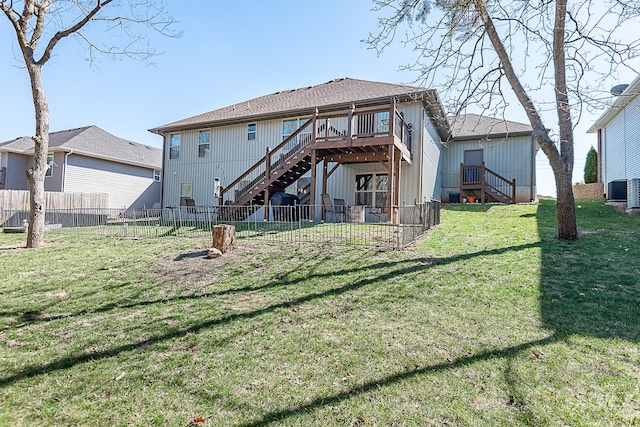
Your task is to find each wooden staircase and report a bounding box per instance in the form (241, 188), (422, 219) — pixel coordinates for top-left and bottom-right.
(218, 117), (322, 220)
(460, 163), (516, 204)
(218, 101), (414, 221)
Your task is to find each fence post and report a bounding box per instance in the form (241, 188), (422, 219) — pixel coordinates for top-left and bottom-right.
(347, 103), (354, 146)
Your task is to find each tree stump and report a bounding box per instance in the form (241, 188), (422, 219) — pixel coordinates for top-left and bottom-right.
(211, 224), (236, 254)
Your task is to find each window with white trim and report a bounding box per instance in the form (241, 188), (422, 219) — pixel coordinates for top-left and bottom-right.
(180, 182), (192, 206)
(153, 169), (161, 182)
(45, 153), (54, 177)
(355, 173), (388, 207)
(282, 117), (312, 151)
(198, 130), (210, 158)
(247, 123), (256, 141)
(169, 133), (180, 160)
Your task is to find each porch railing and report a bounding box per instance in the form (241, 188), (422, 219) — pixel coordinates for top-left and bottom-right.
(460, 162), (516, 203)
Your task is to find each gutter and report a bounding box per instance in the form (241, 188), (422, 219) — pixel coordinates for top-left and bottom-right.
(149, 91), (438, 135)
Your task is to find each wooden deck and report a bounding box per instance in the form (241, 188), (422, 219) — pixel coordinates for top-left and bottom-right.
(219, 100), (414, 223)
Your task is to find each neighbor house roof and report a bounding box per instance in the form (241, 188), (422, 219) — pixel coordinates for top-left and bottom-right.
(448, 114), (533, 141)
(587, 74), (640, 133)
(149, 77), (451, 140)
(0, 126), (162, 169)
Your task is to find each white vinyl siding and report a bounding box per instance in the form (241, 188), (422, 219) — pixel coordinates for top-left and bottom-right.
(65, 155), (160, 209)
(5, 153), (30, 190)
(43, 152), (64, 192)
(602, 92), (640, 189)
(161, 101), (435, 208)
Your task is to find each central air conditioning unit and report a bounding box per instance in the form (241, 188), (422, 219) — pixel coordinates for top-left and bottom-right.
(608, 180), (628, 201)
(628, 178), (640, 209)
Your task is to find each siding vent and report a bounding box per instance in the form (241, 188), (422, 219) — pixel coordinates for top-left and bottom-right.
(628, 178), (640, 209)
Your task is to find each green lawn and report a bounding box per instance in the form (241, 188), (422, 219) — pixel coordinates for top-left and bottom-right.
(0, 199), (638, 426)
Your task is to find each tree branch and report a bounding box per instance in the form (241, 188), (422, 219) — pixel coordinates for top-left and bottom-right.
(36, 0), (114, 66)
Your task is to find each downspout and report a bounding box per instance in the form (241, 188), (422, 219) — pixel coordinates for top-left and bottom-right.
(160, 132), (166, 208)
(62, 149), (74, 192)
(596, 129), (602, 184)
(417, 109), (423, 203)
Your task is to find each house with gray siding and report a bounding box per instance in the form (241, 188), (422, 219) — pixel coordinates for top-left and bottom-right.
(0, 126), (162, 209)
(149, 78), (535, 221)
(588, 74), (640, 208)
(446, 114), (536, 203)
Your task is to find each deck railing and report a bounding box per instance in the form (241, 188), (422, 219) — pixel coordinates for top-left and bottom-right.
(220, 101), (413, 205)
(220, 116), (316, 204)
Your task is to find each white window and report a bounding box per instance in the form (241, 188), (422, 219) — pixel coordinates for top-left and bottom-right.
(153, 169), (161, 182)
(45, 153), (54, 177)
(180, 182), (192, 206)
(198, 130), (210, 158)
(355, 173), (388, 207)
(169, 133), (180, 160)
(247, 123), (256, 141)
(282, 117), (312, 150)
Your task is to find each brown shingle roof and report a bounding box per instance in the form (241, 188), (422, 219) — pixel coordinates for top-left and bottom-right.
(449, 114), (533, 141)
(0, 126), (162, 169)
(149, 77), (446, 135)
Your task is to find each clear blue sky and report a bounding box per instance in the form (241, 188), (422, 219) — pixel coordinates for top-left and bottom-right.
(0, 1), (635, 197)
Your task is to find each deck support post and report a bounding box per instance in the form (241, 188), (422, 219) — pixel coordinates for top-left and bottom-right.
(480, 162), (486, 204)
(264, 146), (272, 220)
(395, 152), (401, 218)
(387, 144), (396, 223)
(321, 160), (328, 221)
(347, 103), (355, 146)
(310, 148), (317, 221)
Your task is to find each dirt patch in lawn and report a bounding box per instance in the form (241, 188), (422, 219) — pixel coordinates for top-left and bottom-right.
(152, 241), (267, 289)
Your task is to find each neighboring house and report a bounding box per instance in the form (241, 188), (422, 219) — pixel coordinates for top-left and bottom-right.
(149, 77), (535, 221)
(588, 74), (640, 207)
(446, 114), (536, 203)
(0, 126), (162, 209)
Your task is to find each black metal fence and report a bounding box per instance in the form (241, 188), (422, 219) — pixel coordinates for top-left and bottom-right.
(1, 202), (440, 250)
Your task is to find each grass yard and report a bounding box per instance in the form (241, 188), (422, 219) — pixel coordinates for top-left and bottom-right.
(0, 199), (638, 426)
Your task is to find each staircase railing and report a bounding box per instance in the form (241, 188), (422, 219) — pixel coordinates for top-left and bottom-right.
(220, 101), (414, 207)
(220, 114), (316, 204)
(460, 162), (516, 203)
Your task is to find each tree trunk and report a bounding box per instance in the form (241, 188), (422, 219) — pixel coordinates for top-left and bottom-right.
(211, 224), (236, 254)
(554, 166), (578, 240)
(26, 64), (49, 249)
(473, 0), (578, 240)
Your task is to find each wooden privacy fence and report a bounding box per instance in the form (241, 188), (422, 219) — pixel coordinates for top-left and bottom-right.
(0, 190), (108, 225)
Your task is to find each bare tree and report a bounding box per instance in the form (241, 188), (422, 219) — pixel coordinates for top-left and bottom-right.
(0, 0), (179, 248)
(367, 0), (640, 240)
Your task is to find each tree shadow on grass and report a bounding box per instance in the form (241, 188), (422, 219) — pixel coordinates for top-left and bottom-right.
(537, 199), (640, 342)
(0, 241), (539, 388)
(238, 334), (558, 427)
